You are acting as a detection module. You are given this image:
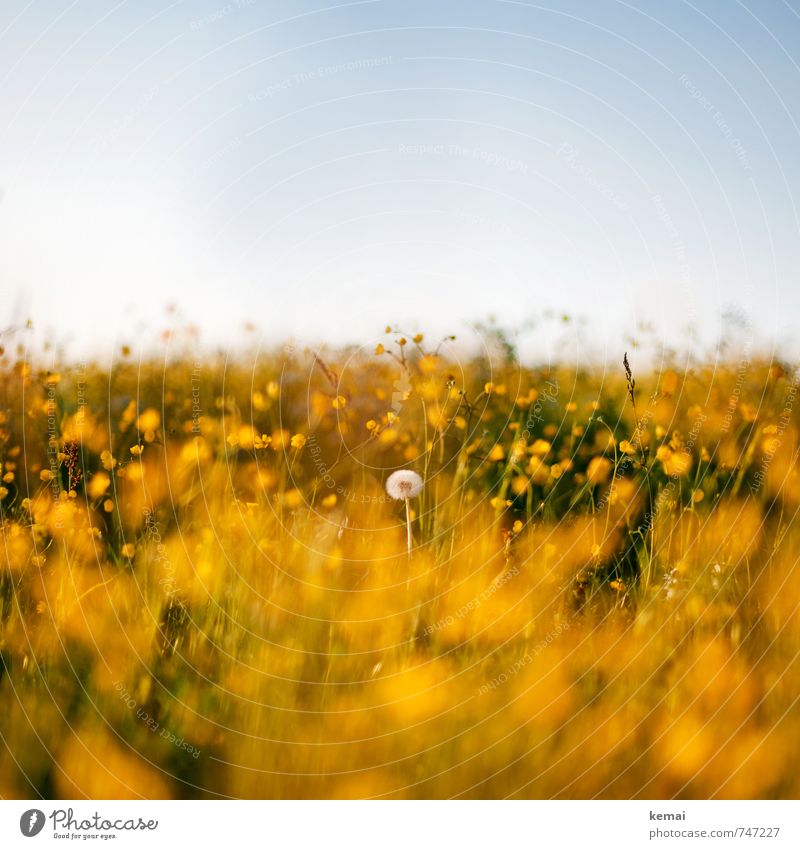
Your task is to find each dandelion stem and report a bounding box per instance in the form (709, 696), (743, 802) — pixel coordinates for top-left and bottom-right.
(405, 497), (412, 559)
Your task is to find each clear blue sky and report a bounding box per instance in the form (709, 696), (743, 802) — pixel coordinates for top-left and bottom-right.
(1, 0), (798, 360)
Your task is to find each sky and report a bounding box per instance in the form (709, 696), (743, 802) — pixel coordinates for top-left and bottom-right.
(1, 0), (799, 362)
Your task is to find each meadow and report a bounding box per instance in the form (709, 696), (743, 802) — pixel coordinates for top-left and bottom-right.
(1, 326), (799, 799)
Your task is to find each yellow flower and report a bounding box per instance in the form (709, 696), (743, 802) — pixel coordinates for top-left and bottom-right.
(740, 403), (758, 423)
(290, 433), (307, 449)
(619, 440), (637, 455)
(87, 471), (111, 499)
(484, 382), (495, 394)
(374, 343), (385, 355)
(413, 333), (424, 344)
(655, 445), (672, 463)
(120, 543), (136, 559)
(332, 395), (347, 410)
(586, 456), (612, 486)
(270, 429), (290, 450)
(100, 450), (116, 470)
(487, 444), (505, 462)
(321, 493), (337, 508)
(761, 436), (780, 456)
(660, 370), (679, 396)
(232, 425), (256, 450)
(254, 433), (272, 449)
(283, 488), (303, 508)
(511, 476), (529, 495)
(530, 439), (551, 456)
(366, 419), (377, 431)
(136, 408), (160, 433)
(512, 519), (523, 534)
(418, 355), (438, 375)
(662, 449), (692, 478)
(130, 445), (143, 457)
(40, 469), (53, 482)
(379, 428), (398, 445)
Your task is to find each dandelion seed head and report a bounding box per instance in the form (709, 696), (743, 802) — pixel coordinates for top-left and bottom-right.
(385, 469), (424, 500)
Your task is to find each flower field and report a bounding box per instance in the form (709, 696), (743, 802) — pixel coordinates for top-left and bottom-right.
(1, 330), (799, 799)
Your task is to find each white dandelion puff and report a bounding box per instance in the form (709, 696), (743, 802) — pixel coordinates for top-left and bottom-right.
(385, 469), (424, 500)
(385, 470), (424, 558)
